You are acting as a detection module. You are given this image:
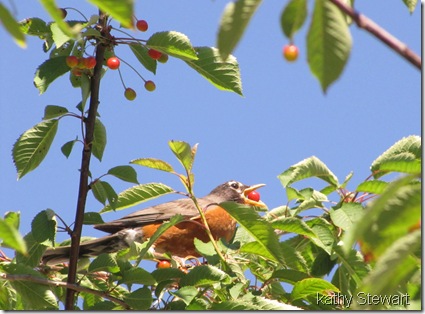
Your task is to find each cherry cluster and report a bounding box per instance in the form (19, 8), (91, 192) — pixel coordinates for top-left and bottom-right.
(61, 8), (168, 102)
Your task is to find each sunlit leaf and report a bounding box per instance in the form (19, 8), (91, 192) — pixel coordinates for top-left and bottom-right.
(185, 47), (243, 95)
(291, 278), (339, 301)
(220, 202), (284, 265)
(131, 158), (174, 173)
(87, 0), (133, 28)
(0, 3), (26, 48)
(0, 219), (27, 254)
(100, 183), (175, 213)
(147, 31), (198, 61)
(371, 135), (421, 179)
(329, 203), (364, 231)
(179, 265), (231, 287)
(278, 156), (339, 187)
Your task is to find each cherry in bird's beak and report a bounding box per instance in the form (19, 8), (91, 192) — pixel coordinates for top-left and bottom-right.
(243, 183), (267, 210)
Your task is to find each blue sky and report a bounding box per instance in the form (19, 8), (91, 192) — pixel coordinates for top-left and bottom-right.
(0, 0), (421, 273)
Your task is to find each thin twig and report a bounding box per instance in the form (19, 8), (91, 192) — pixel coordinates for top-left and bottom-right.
(329, 0), (421, 69)
(1, 273), (130, 309)
(65, 11), (108, 310)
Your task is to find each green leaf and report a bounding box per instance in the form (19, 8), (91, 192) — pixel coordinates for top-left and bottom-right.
(371, 135), (421, 179)
(123, 287), (152, 310)
(329, 202), (364, 231)
(151, 267), (186, 283)
(211, 296), (301, 310)
(13, 119), (59, 179)
(355, 230), (420, 309)
(137, 214), (185, 261)
(107, 165), (138, 184)
(34, 56), (70, 94)
(271, 217), (317, 238)
(311, 248), (335, 277)
(280, 0), (307, 39)
(307, 0), (352, 92)
(5, 264), (58, 309)
(50, 22), (72, 48)
(61, 137), (78, 158)
(16, 232), (48, 267)
(87, 0), (133, 28)
(19, 17), (49, 37)
(119, 267), (156, 285)
(170, 286), (199, 305)
(83, 212), (104, 225)
(4, 211), (20, 229)
(92, 118), (107, 161)
(100, 183), (175, 213)
(180, 265), (231, 287)
(49, 40), (74, 58)
(272, 269), (310, 285)
(0, 3), (26, 48)
(217, 0), (262, 60)
(185, 47), (243, 95)
(31, 209), (56, 246)
(92, 180), (118, 209)
(356, 180), (388, 195)
(129, 43), (157, 74)
(402, 0), (418, 13)
(0, 219), (27, 254)
(291, 278), (339, 301)
(39, 0), (75, 37)
(278, 156), (339, 187)
(130, 158), (174, 173)
(168, 141), (196, 173)
(306, 217), (335, 254)
(147, 31), (198, 61)
(220, 202), (285, 265)
(343, 175), (420, 257)
(43, 105), (69, 119)
(88, 253), (119, 273)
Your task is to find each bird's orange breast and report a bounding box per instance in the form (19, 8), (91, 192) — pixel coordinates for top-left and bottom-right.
(140, 205), (236, 257)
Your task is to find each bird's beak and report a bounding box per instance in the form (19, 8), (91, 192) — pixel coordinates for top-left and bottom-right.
(243, 183), (267, 210)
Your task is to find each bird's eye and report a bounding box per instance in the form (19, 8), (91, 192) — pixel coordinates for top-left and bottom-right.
(230, 182), (239, 189)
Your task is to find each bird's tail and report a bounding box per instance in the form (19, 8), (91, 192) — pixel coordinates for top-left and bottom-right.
(42, 229), (143, 265)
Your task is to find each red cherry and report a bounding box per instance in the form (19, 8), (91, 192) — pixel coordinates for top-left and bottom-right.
(106, 57), (120, 70)
(124, 88), (137, 101)
(66, 56), (79, 68)
(136, 19), (148, 32)
(156, 260), (171, 269)
(148, 49), (162, 60)
(283, 44), (299, 62)
(83, 56), (97, 69)
(158, 53), (169, 64)
(144, 80), (156, 92)
(247, 190), (260, 202)
(71, 68), (83, 77)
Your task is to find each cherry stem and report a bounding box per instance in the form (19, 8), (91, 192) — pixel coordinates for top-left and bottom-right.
(329, 0), (421, 69)
(62, 7), (89, 22)
(118, 56), (147, 83)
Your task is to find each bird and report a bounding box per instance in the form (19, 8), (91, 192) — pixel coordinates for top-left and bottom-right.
(42, 180), (266, 265)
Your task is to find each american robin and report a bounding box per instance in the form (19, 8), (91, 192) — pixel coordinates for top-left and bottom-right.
(42, 180), (266, 265)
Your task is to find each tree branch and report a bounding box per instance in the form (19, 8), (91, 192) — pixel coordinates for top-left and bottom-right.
(65, 11), (108, 310)
(329, 0), (421, 70)
(1, 273), (130, 309)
